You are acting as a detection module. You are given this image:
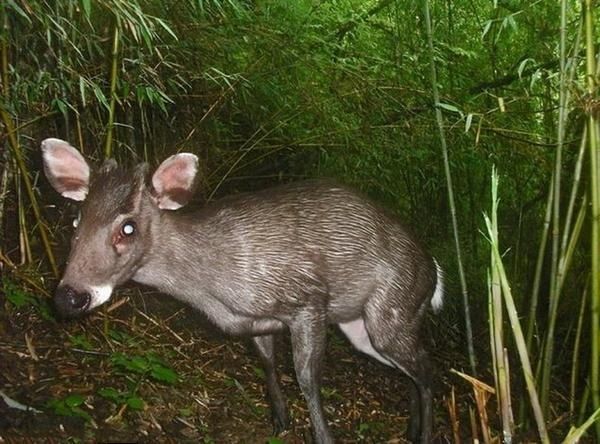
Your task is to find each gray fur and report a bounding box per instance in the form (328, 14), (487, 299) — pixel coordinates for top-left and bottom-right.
(45, 146), (442, 443)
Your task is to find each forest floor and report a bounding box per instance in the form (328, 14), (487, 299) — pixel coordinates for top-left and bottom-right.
(0, 285), (457, 443)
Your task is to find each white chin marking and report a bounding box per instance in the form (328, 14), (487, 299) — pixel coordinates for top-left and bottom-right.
(88, 285), (114, 310)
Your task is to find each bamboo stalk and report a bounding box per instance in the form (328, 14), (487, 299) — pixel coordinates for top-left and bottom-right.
(104, 19), (121, 159)
(485, 215), (550, 443)
(0, 2), (9, 254)
(558, 196), (587, 294)
(583, 0), (599, 439)
(541, 0), (569, 415)
(0, 3), (8, 99)
(578, 384), (590, 425)
(76, 112), (84, 154)
(0, 147), (9, 246)
(1, 110), (59, 278)
(16, 169), (32, 264)
(570, 277), (589, 422)
(503, 347), (514, 430)
(488, 170), (513, 442)
(484, 171), (549, 442)
(447, 386), (461, 444)
(422, 0), (476, 374)
(558, 130), (588, 289)
(525, 175), (553, 354)
(560, 47), (586, 260)
(0, 5), (57, 277)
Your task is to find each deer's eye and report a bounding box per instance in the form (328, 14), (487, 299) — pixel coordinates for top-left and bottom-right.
(121, 220), (136, 237)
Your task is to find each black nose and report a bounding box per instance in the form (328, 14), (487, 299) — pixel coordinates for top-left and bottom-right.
(54, 285), (91, 318)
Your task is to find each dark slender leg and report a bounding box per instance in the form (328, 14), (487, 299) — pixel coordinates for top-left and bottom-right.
(407, 379), (421, 442)
(252, 334), (290, 434)
(387, 351), (433, 443)
(364, 308), (433, 443)
(414, 355), (433, 443)
(289, 311), (333, 444)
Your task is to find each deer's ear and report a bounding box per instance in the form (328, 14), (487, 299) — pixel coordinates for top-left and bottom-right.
(151, 153), (198, 210)
(41, 138), (90, 201)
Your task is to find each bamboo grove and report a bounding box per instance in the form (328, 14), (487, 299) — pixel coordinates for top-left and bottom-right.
(0, 0), (599, 441)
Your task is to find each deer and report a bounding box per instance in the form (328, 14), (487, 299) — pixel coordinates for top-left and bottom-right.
(41, 138), (443, 443)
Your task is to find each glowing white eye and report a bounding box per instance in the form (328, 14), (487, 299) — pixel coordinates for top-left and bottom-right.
(72, 217), (79, 228)
(121, 221), (136, 236)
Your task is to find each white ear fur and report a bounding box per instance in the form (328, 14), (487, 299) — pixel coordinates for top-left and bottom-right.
(41, 138), (90, 201)
(151, 153), (199, 210)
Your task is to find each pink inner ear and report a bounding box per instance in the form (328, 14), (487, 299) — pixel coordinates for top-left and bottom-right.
(157, 161), (191, 190)
(152, 153), (198, 210)
(42, 138), (90, 201)
(49, 152), (88, 180)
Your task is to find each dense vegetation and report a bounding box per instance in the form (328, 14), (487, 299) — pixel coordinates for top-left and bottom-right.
(1, 0), (599, 442)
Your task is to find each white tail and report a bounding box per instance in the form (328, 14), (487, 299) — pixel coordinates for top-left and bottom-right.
(431, 259), (444, 312)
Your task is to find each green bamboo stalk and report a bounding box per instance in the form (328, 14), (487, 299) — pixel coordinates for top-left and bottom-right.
(1, 109), (59, 277)
(578, 384), (590, 425)
(484, 210), (550, 444)
(0, 149), (9, 242)
(0, 5), (9, 250)
(570, 277), (589, 422)
(1, 3), (9, 99)
(16, 169), (32, 264)
(541, 0), (569, 414)
(104, 19), (121, 159)
(525, 174), (553, 354)
(1, 3), (58, 277)
(488, 169), (513, 442)
(561, 129), (587, 259)
(557, 196), (587, 294)
(583, 0), (599, 439)
(422, 0), (476, 375)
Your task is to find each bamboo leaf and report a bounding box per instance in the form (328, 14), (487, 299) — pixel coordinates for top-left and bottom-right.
(81, 0), (92, 19)
(482, 20), (493, 40)
(6, 0), (31, 22)
(155, 17), (178, 40)
(465, 113), (473, 133)
(562, 406), (600, 444)
(437, 102), (461, 115)
(79, 76), (87, 107)
(517, 58), (535, 78)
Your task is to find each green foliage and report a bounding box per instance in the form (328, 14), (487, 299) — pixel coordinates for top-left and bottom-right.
(68, 334), (94, 351)
(320, 387), (343, 401)
(251, 365), (265, 380)
(110, 352), (179, 385)
(95, 352), (178, 415)
(357, 421), (385, 439)
(178, 407), (193, 417)
(225, 376), (265, 416)
(107, 328), (141, 347)
(97, 387), (145, 411)
(2, 279), (54, 321)
(3, 279), (36, 308)
(46, 394), (92, 422)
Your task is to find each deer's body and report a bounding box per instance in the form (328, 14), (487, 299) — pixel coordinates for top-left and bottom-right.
(42, 138), (442, 443)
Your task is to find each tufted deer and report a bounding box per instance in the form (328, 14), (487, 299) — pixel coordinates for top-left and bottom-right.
(42, 138), (443, 443)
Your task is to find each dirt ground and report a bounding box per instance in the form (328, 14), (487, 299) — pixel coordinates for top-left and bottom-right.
(0, 284), (457, 443)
